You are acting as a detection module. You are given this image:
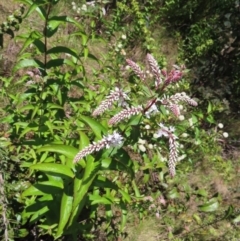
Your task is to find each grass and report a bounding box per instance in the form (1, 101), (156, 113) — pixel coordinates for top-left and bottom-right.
(124, 154), (240, 241)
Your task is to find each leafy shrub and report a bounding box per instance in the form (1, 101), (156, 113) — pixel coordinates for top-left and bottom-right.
(161, 0), (240, 113)
(0, 0), (200, 240)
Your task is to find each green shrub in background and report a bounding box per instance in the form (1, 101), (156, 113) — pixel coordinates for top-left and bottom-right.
(161, 0), (240, 113)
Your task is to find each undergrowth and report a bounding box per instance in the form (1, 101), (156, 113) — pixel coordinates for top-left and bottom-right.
(0, 1), (239, 241)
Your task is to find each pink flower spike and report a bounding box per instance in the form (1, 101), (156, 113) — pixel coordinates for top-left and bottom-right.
(73, 131), (123, 163)
(92, 87), (129, 116)
(126, 59), (146, 81)
(108, 106), (143, 125)
(146, 53), (162, 86)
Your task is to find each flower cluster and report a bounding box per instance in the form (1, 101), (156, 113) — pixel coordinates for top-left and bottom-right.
(73, 131), (123, 163)
(163, 67), (184, 87)
(217, 123), (229, 138)
(160, 92), (197, 117)
(108, 105), (143, 125)
(146, 53), (162, 87)
(92, 87), (129, 117)
(73, 54), (198, 178)
(126, 59), (146, 81)
(145, 103), (159, 118)
(154, 124), (179, 177)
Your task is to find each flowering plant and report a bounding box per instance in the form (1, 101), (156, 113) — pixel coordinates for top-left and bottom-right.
(74, 54), (197, 177)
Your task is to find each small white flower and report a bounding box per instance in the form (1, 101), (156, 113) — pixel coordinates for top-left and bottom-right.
(104, 131), (124, 148)
(181, 133), (188, 138)
(179, 105), (184, 110)
(148, 144), (154, 149)
(121, 34), (127, 40)
(117, 43), (123, 48)
(145, 124), (151, 130)
(72, 5), (76, 10)
(71, 1), (75, 5)
(145, 104), (159, 118)
(125, 65), (130, 70)
(138, 138), (146, 144)
(223, 132), (229, 138)
(139, 144), (146, 152)
(169, 126), (175, 133)
(153, 133), (160, 139)
(218, 123), (224, 129)
(154, 130), (169, 138)
(179, 115), (185, 121)
(146, 70), (150, 75)
(81, 4), (87, 11)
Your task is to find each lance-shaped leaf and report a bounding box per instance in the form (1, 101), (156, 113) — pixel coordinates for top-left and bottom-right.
(30, 163), (74, 178)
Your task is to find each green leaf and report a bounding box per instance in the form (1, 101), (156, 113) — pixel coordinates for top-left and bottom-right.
(46, 59), (64, 68)
(132, 180), (141, 198)
(29, 205), (49, 223)
(19, 104), (35, 112)
(33, 39), (45, 53)
(23, 1), (46, 20)
(56, 188), (73, 237)
(37, 144), (78, 160)
(168, 187), (180, 199)
(78, 130), (90, 149)
(89, 194), (113, 205)
(46, 103), (63, 109)
(120, 203), (128, 232)
(195, 189), (208, 197)
(80, 115), (107, 139)
(19, 125), (38, 139)
(119, 190), (131, 203)
(19, 30), (43, 55)
(22, 185), (46, 197)
(47, 46), (78, 58)
(13, 59), (40, 73)
(68, 157), (101, 227)
(16, 229), (29, 238)
(22, 181), (63, 197)
(198, 199), (219, 212)
(30, 163), (74, 178)
(48, 16), (83, 31)
(207, 102), (212, 114)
